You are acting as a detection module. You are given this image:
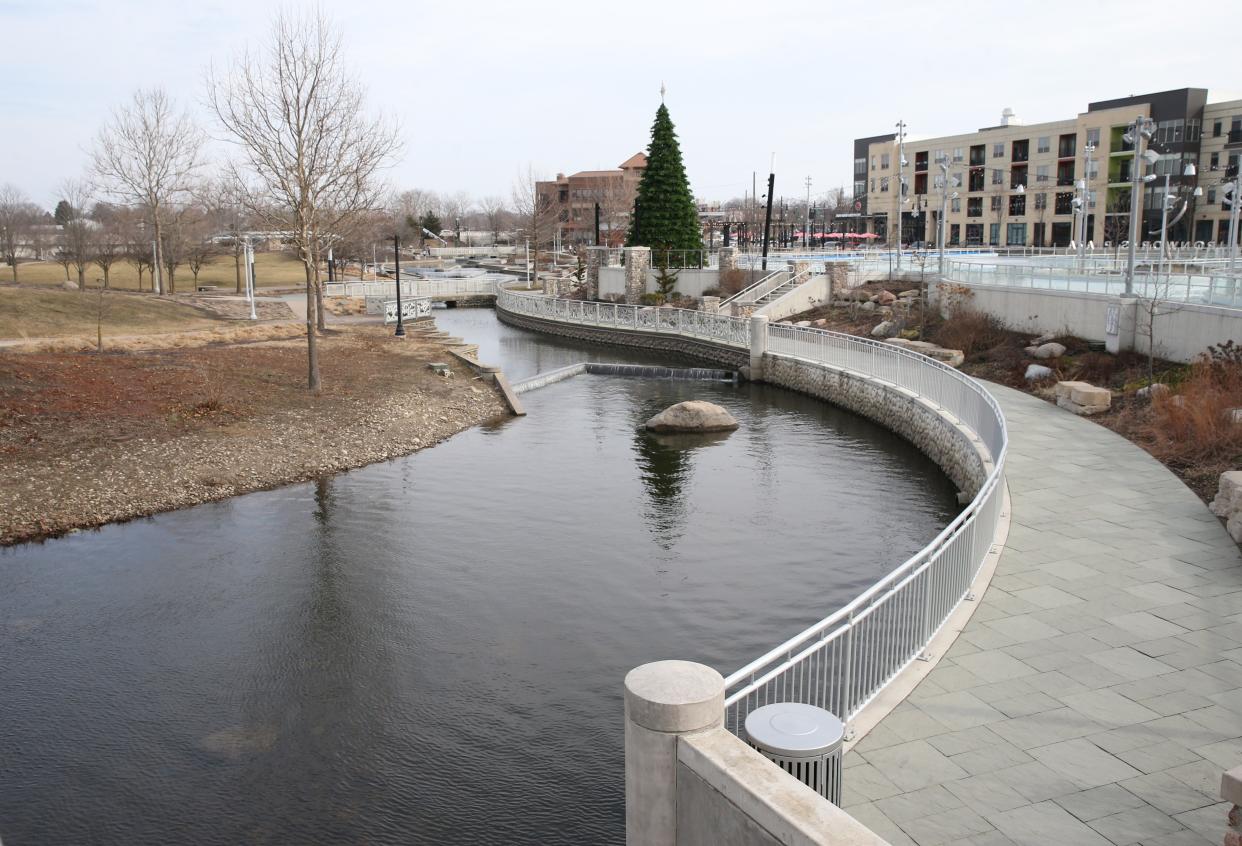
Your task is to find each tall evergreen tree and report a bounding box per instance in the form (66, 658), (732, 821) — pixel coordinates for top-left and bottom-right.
(627, 103), (702, 257)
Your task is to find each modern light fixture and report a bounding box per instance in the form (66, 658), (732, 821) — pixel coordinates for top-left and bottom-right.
(1014, 184), (1026, 194)
(1184, 163), (1197, 177)
(1143, 173), (1158, 183)
(1193, 186), (1204, 197)
(1142, 148), (1160, 165)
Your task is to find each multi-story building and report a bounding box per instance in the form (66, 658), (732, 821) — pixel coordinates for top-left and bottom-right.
(853, 88), (1241, 248)
(536, 154), (647, 246)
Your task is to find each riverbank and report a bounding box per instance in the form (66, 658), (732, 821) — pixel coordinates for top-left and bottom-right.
(0, 323), (510, 545)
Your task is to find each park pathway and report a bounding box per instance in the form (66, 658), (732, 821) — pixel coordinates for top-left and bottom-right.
(842, 383), (1242, 846)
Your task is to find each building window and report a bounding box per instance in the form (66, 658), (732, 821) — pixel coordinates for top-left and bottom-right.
(1058, 134), (1076, 158)
(1036, 164), (1050, 183)
(1087, 190), (1098, 209)
(1211, 152), (1221, 171)
(952, 147), (964, 163)
(1007, 223), (1027, 245)
(965, 223), (983, 245)
(1086, 128), (1101, 148)
(1037, 136), (1050, 154)
(966, 197), (981, 216)
(1009, 195), (1026, 216)
(1055, 192), (1074, 214)
(854, 180), (866, 198)
(969, 169), (985, 192)
(881, 153), (891, 169)
(1086, 160), (1100, 179)
(854, 157), (866, 175)
(992, 169), (1003, 185)
(871, 156), (876, 171)
(880, 177), (890, 192)
(869, 178), (875, 192)
(993, 143), (1005, 158)
(1209, 188), (1217, 204)
(969, 145), (985, 166)
(951, 196), (962, 213)
(1214, 120), (1222, 137)
(934, 149), (945, 165)
(1034, 192), (1047, 210)
(950, 223), (960, 245)
(989, 223), (1000, 245)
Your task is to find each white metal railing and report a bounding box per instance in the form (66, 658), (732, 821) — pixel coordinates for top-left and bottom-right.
(496, 287), (1008, 738)
(719, 268), (790, 308)
(325, 277), (502, 299)
(496, 286), (752, 347)
(943, 257), (1242, 309)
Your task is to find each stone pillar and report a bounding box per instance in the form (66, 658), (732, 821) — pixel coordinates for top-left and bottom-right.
(749, 313), (769, 381)
(1223, 766), (1241, 846)
(1105, 296), (1138, 355)
(793, 260), (811, 279)
(624, 660), (724, 846)
(717, 246), (739, 273)
(542, 273), (557, 296)
(586, 247), (606, 300)
(700, 295), (720, 314)
(623, 246), (651, 304)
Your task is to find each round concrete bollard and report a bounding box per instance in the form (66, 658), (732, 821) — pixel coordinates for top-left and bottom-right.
(624, 660), (724, 846)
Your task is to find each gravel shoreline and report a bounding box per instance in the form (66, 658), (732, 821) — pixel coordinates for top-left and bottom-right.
(0, 334), (510, 546)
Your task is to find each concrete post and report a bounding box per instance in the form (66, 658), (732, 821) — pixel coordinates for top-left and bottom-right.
(749, 314), (769, 381)
(700, 295), (721, 314)
(624, 661), (725, 846)
(718, 246), (739, 273)
(793, 260), (810, 279)
(586, 247), (606, 300)
(1104, 296), (1138, 355)
(624, 246), (651, 304)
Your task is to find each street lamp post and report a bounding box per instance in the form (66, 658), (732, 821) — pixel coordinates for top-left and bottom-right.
(1075, 143), (1096, 270)
(894, 119), (907, 275)
(392, 235), (405, 337)
(1124, 115), (1156, 297)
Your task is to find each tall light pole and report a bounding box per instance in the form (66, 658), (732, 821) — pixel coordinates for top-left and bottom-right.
(1224, 172), (1241, 273)
(1075, 143), (1096, 269)
(803, 175), (812, 250)
(392, 234), (405, 337)
(1124, 115), (1156, 296)
(894, 119), (907, 275)
(935, 154), (959, 277)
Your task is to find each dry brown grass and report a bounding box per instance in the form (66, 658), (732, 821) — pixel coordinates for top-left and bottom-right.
(929, 309), (1011, 356)
(4, 322), (306, 354)
(6, 251), (310, 291)
(1, 286), (223, 339)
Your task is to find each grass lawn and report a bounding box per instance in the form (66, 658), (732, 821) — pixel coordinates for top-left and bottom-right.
(0, 287), (224, 339)
(4, 251), (312, 291)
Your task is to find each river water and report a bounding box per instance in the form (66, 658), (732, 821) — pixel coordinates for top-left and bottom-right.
(0, 308), (958, 845)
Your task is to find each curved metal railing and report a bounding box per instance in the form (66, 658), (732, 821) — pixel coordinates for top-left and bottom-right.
(495, 285), (1008, 736)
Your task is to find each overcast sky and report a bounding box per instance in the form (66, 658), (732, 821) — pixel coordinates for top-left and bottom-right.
(2, 0), (1240, 211)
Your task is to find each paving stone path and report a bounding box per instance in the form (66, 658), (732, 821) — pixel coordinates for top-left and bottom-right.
(842, 383), (1242, 846)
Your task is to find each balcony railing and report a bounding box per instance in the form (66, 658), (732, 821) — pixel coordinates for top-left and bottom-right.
(1227, 129), (1242, 146)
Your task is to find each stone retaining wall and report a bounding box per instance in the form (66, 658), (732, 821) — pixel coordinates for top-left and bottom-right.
(496, 309), (750, 369)
(762, 355), (990, 497)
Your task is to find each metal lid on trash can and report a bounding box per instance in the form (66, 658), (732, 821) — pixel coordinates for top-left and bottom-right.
(744, 703), (844, 757)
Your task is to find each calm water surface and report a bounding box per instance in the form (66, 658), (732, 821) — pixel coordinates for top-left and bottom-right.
(0, 308), (958, 844)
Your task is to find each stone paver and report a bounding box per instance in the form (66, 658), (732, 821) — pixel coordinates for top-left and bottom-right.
(842, 384), (1242, 845)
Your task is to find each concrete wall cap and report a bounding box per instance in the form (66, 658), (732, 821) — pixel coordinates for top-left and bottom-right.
(625, 660), (725, 733)
(1223, 764), (1242, 805)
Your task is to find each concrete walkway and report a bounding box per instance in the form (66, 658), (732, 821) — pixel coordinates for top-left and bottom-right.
(842, 383), (1242, 846)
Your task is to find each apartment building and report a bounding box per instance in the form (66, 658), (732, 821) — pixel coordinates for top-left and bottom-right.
(853, 88), (1241, 248)
(535, 153), (647, 246)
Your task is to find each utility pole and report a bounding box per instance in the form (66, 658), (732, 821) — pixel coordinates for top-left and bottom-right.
(761, 170), (776, 271)
(594, 202), (601, 246)
(804, 175), (812, 250)
(895, 119), (907, 276)
(1226, 166), (1241, 273)
(936, 153), (953, 277)
(152, 240), (162, 295)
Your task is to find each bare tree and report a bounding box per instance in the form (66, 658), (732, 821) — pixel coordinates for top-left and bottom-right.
(477, 195), (507, 245)
(93, 219), (125, 289)
(199, 179), (248, 294)
(184, 211), (220, 286)
(160, 206), (192, 291)
(56, 179), (95, 288)
(0, 184), (39, 282)
(439, 191), (472, 245)
(210, 8), (400, 390)
(91, 88), (205, 295)
(511, 165), (557, 279)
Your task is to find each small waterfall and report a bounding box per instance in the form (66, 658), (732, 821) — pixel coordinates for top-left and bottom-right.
(584, 363), (738, 383)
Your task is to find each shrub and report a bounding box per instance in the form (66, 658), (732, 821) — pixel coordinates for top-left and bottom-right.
(718, 268), (748, 296)
(1137, 352), (1242, 467)
(639, 292), (664, 306)
(930, 309), (1010, 356)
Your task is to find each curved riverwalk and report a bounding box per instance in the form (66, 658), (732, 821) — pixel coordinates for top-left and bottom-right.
(843, 383), (1242, 846)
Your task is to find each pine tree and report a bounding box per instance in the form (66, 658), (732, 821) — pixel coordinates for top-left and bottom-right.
(627, 103), (702, 262)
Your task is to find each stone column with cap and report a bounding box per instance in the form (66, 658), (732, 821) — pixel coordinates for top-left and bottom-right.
(624, 660), (724, 846)
(717, 246), (739, 273)
(624, 246), (651, 304)
(586, 247), (606, 300)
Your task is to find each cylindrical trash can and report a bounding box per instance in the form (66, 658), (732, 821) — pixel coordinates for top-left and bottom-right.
(744, 702), (845, 805)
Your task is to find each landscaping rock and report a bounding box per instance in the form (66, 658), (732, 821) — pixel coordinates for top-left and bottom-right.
(871, 320), (897, 338)
(645, 400), (739, 433)
(1025, 364), (1054, 381)
(1208, 470), (1242, 543)
(1055, 380), (1111, 415)
(62, 280), (78, 291)
(885, 338), (965, 368)
(1024, 345), (1040, 356)
(860, 301), (877, 312)
(1034, 342), (1067, 360)
(1227, 408), (1242, 424)
(795, 320), (812, 327)
(813, 319), (828, 327)
(842, 288), (871, 302)
(898, 289), (920, 299)
(875, 290), (898, 306)
(1031, 332), (1058, 345)
(1136, 383), (1171, 399)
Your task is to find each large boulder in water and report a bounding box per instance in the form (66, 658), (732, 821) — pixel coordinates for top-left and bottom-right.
(645, 400), (739, 433)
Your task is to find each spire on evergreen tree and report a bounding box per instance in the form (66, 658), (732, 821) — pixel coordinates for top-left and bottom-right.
(626, 102), (702, 258)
